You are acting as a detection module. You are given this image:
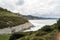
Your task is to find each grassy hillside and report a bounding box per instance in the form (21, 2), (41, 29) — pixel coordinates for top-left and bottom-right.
(0, 7), (28, 29)
(0, 34), (10, 40)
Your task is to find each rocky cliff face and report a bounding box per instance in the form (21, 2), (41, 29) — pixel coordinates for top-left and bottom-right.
(0, 22), (34, 34)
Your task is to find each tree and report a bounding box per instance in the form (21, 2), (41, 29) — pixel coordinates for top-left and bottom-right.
(56, 19), (60, 31)
(41, 25), (54, 32)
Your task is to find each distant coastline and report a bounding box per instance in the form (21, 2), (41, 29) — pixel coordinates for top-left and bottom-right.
(23, 15), (59, 20)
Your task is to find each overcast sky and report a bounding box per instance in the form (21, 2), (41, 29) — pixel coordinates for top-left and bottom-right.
(0, 0), (60, 18)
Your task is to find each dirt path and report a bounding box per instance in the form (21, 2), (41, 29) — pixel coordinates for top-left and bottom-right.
(56, 33), (60, 40)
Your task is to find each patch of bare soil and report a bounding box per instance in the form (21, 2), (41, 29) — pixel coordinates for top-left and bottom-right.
(56, 33), (60, 40)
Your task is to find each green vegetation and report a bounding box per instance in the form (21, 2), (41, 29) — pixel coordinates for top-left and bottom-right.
(0, 34), (10, 40)
(9, 19), (60, 40)
(0, 7), (28, 29)
(0, 19), (59, 40)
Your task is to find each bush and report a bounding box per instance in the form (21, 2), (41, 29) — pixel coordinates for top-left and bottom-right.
(56, 19), (60, 31)
(41, 25), (54, 33)
(9, 33), (25, 40)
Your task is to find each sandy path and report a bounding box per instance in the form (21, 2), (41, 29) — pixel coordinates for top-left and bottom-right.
(56, 33), (60, 40)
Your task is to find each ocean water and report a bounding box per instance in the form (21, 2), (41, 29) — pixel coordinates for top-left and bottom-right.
(25, 19), (58, 31)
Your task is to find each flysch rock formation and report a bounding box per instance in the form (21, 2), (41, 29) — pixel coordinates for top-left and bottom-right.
(0, 22), (34, 34)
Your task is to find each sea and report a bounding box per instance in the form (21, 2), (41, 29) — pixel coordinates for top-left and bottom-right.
(25, 19), (58, 31)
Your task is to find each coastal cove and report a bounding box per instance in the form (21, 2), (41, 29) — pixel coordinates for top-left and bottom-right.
(0, 19), (58, 34)
(25, 19), (58, 31)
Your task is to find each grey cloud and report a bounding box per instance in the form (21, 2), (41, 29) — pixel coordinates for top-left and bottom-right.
(0, 1), (16, 11)
(0, 0), (60, 18)
(16, 0), (24, 5)
(0, 3), (15, 11)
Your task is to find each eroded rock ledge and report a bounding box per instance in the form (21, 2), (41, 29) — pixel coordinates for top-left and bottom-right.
(0, 22), (34, 34)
